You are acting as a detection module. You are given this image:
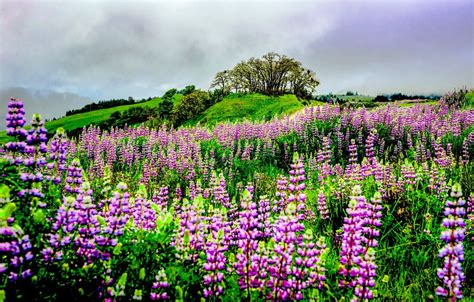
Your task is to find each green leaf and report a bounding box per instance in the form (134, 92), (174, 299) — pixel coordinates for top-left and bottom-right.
(175, 285), (184, 302)
(139, 268), (146, 280)
(118, 272), (127, 287)
(33, 209), (46, 225)
(113, 243), (123, 255)
(97, 215), (106, 226)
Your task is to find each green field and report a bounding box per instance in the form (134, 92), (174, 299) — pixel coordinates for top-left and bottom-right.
(2, 93), (305, 143)
(0, 95), (189, 144)
(465, 90), (474, 109)
(188, 93), (309, 125)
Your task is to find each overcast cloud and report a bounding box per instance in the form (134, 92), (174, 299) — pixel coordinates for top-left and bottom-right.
(0, 0), (473, 104)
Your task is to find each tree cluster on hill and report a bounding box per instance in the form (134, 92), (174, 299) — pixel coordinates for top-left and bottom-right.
(373, 93), (440, 102)
(211, 52), (319, 99)
(65, 96), (153, 116)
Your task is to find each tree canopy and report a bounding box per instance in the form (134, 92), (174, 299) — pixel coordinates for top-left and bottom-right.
(210, 52), (319, 98)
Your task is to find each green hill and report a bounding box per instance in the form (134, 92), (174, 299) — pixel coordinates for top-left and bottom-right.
(188, 93), (308, 126)
(0, 93), (309, 143)
(0, 96), (165, 144)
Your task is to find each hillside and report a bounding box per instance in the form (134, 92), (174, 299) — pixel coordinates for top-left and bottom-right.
(0, 93), (309, 143)
(188, 93), (308, 125)
(0, 97), (163, 144)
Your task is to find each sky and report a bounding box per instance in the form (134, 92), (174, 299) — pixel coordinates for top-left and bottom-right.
(0, 0), (473, 105)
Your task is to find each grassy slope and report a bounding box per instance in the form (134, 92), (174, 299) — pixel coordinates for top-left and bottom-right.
(1, 93), (317, 143)
(465, 89), (474, 109)
(188, 93), (306, 126)
(0, 97), (165, 144)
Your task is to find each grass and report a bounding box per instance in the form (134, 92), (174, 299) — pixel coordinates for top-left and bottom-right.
(396, 100), (439, 107)
(188, 93), (306, 126)
(0, 97), (164, 144)
(335, 94), (374, 102)
(464, 90), (474, 109)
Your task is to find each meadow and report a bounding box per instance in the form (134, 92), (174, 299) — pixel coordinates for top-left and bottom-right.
(0, 91), (473, 301)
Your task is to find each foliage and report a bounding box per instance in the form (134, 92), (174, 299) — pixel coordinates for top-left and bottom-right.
(211, 52), (319, 98)
(172, 90), (210, 127)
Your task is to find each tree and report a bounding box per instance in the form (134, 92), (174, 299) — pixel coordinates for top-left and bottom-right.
(179, 85), (196, 96)
(172, 90), (210, 126)
(373, 95), (389, 102)
(211, 52), (319, 98)
(210, 71), (232, 95)
(162, 88), (178, 100)
(158, 99), (174, 120)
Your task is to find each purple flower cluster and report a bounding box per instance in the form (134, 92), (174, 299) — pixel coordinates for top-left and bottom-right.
(290, 230), (327, 300)
(317, 190), (329, 220)
(234, 190), (260, 290)
(101, 183), (131, 252)
(287, 155), (307, 218)
(5, 98), (27, 155)
(354, 191), (382, 300)
(203, 212), (229, 298)
(150, 269), (169, 300)
(339, 185), (382, 300)
(74, 182), (102, 262)
(339, 185), (366, 288)
(436, 183), (466, 300)
(46, 128), (68, 184)
(212, 173), (231, 208)
(132, 185), (156, 231)
(153, 186), (169, 210)
(275, 175), (288, 212)
(266, 210), (304, 300)
(172, 202), (205, 262)
(65, 159), (83, 194)
(43, 195), (77, 262)
(0, 225), (33, 282)
(257, 195), (272, 238)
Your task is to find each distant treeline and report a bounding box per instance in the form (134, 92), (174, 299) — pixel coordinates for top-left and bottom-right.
(373, 93), (440, 102)
(65, 97), (154, 116)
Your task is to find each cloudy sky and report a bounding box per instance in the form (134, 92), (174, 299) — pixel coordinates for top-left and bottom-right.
(0, 0), (473, 104)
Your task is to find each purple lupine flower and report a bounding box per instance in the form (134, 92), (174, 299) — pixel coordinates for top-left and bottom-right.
(257, 195), (272, 238)
(274, 175), (288, 212)
(436, 183), (466, 300)
(0, 225), (34, 282)
(365, 129), (377, 167)
(339, 185), (366, 288)
(234, 189), (260, 292)
(153, 186), (169, 210)
(172, 200), (205, 262)
(74, 181), (103, 262)
(46, 128), (68, 184)
(290, 230), (327, 300)
(354, 191), (382, 300)
(318, 136), (332, 182)
(65, 159), (83, 194)
(203, 212), (229, 298)
(132, 185), (156, 231)
(98, 183), (131, 260)
(212, 173), (231, 208)
(4, 98), (27, 157)
(317, 190), (329, 220)
(150, 269), (169, 300)
(287, 154), (309, 219)
(467, 194), (473, 241)
(267, 205), (305, 300)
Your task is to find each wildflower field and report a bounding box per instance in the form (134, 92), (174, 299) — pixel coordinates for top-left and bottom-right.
(1, 92), (473, 301)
